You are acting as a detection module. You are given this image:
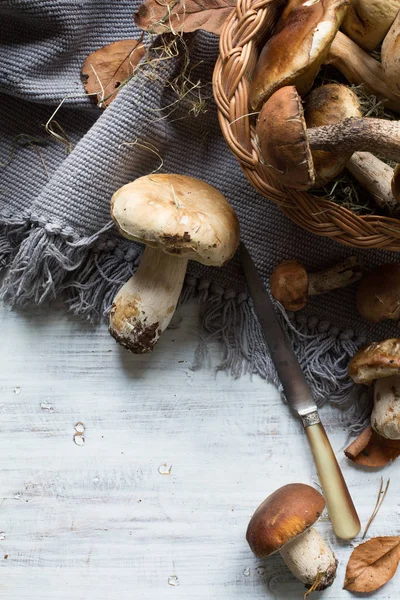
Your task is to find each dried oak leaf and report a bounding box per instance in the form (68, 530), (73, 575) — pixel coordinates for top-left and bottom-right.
(344, 537), (400, 593)
(344, 426), (400, 467)
(81, 39), (145, 108)
(134, 0), (236, 35)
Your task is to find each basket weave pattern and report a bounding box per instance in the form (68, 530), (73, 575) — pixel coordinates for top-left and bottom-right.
(212, 0), (400, 251)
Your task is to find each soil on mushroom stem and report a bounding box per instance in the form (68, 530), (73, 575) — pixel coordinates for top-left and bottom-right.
(308, 64), (398, 217)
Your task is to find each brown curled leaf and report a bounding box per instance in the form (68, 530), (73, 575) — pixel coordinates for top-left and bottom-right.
(344, 426), (400, 467)
(134, 0), (236, 35)
(81, 39), (145, 108)
(344, 537), (400, 593)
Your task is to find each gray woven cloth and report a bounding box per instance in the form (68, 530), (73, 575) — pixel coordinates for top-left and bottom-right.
(1, 0), (398, 429)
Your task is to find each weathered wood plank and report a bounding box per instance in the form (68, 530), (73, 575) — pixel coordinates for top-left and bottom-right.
(0, 301), (398, 598)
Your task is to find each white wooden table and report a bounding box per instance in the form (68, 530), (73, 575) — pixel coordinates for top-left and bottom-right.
(0, 300), (397, 599)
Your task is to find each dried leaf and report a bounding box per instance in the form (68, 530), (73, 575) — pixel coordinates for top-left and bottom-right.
(81, 40), (145, 108)
(134, 0), (236, 35)
(344, 426), (400, 467)
(344, 537), (400, 593)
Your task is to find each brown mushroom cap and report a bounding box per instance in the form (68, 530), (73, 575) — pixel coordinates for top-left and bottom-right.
(250, 0), (349, 111)
(348, 339), (400, 384)
(304, 84), (362, 186)
(256, 86), (315, 190)
(246, 483), (325, 558)
(270, 260), (308, 311)
(111, 174), (240, 267)
(356, 264), (400, 323)
(342, 0), (400, 52)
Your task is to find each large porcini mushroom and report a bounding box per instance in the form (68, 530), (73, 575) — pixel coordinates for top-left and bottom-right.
(246, 483), (338, 590)
(356, 264), (400, 323)
(305, 84), (400, 211)
(249, 0), (350, 111)
(382, 10), (400, 94)
(256, 85), (400, 190)
(109, 174), (240, 353)
(348, 339), (400, 439)
(270, 257), (362, 311)
(325, 31), (400, 113)
(341, 0), (400, 51)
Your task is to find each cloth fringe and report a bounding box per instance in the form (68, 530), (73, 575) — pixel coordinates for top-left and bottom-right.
(0, 219), (370, 431)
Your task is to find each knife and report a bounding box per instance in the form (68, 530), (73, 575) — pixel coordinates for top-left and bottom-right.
(240, 243), (360, 540)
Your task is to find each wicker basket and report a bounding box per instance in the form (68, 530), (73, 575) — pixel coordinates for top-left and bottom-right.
(212, 0), (400, 251)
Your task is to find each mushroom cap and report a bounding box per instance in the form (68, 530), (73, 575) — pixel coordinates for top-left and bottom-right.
(342, 0), (400, 52)
(348, 339), (400, 384)
(304, 84), (362, 186)
(356, 264), (400, 323)
(382, 9), (400, 94)
(250, 0), (350, 111)
(246, 483), (325, 558)
(111, 174), (240, 267)
(270, 260), (308, 311)
(256, 86), (315, 190)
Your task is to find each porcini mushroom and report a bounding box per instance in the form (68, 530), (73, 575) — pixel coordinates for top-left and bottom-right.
(348, 339), (400, 439)
(270, 257), (362, 311)
(356, 264), (400, 324)
(382, 9), (400, 95)
(249, 0), (349, 111)
(256, 85), (400, 190)
(305, 84), (400, 211)
(246, 483), (338, 590)
(325, 31), (400, 113)
(341, 0), (400, 51)
(109, 174), (240, 353)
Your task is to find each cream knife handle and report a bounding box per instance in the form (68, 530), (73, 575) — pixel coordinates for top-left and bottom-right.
(303, 413), (360, 540)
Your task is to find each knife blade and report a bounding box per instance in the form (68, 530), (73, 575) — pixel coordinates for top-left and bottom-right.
(241, 242), (360, 540)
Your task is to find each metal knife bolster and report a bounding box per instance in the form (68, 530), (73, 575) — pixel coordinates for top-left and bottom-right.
(299, 409), (321, 427)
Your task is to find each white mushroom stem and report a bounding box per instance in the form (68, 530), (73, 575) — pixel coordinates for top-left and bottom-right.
(347, 152), (400, 212)
(372, 375), (400, 440)
(279, 527), (338, 589)
(326, 31), (400, 114)
(109, 246), (188, 353)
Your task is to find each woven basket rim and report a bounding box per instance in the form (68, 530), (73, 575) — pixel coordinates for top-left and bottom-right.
(212, 0), (400, 251)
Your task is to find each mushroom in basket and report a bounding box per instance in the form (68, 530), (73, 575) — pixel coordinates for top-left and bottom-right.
(304, 84), (400, 212)
(250, 0), (349, 111)
(256, 85), (400, 191)
(109, 174), (240, 353)
(341, 0), (400, 51)
(246, 483), (337, 590)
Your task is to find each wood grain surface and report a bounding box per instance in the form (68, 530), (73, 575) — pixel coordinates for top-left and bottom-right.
(0, 300), (398, 599)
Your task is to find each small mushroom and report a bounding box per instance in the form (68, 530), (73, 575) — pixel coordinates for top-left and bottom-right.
(348, 339), (400, 439)
(246, 483), (338, 590)
(356, 264), (400, 324)
(305, 84), (400, 211)
(109, 174), (240, 353)
(270, 257), (362, 311)
(341, 0), (400, 51)
(325, 31), (400, 113)
(249, 0), (349, 111)
(256, 85), (400, 190)
(382, 9), (400, 95)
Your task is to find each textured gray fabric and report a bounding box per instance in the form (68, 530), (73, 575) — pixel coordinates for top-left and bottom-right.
(0, 0), (398, 428)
